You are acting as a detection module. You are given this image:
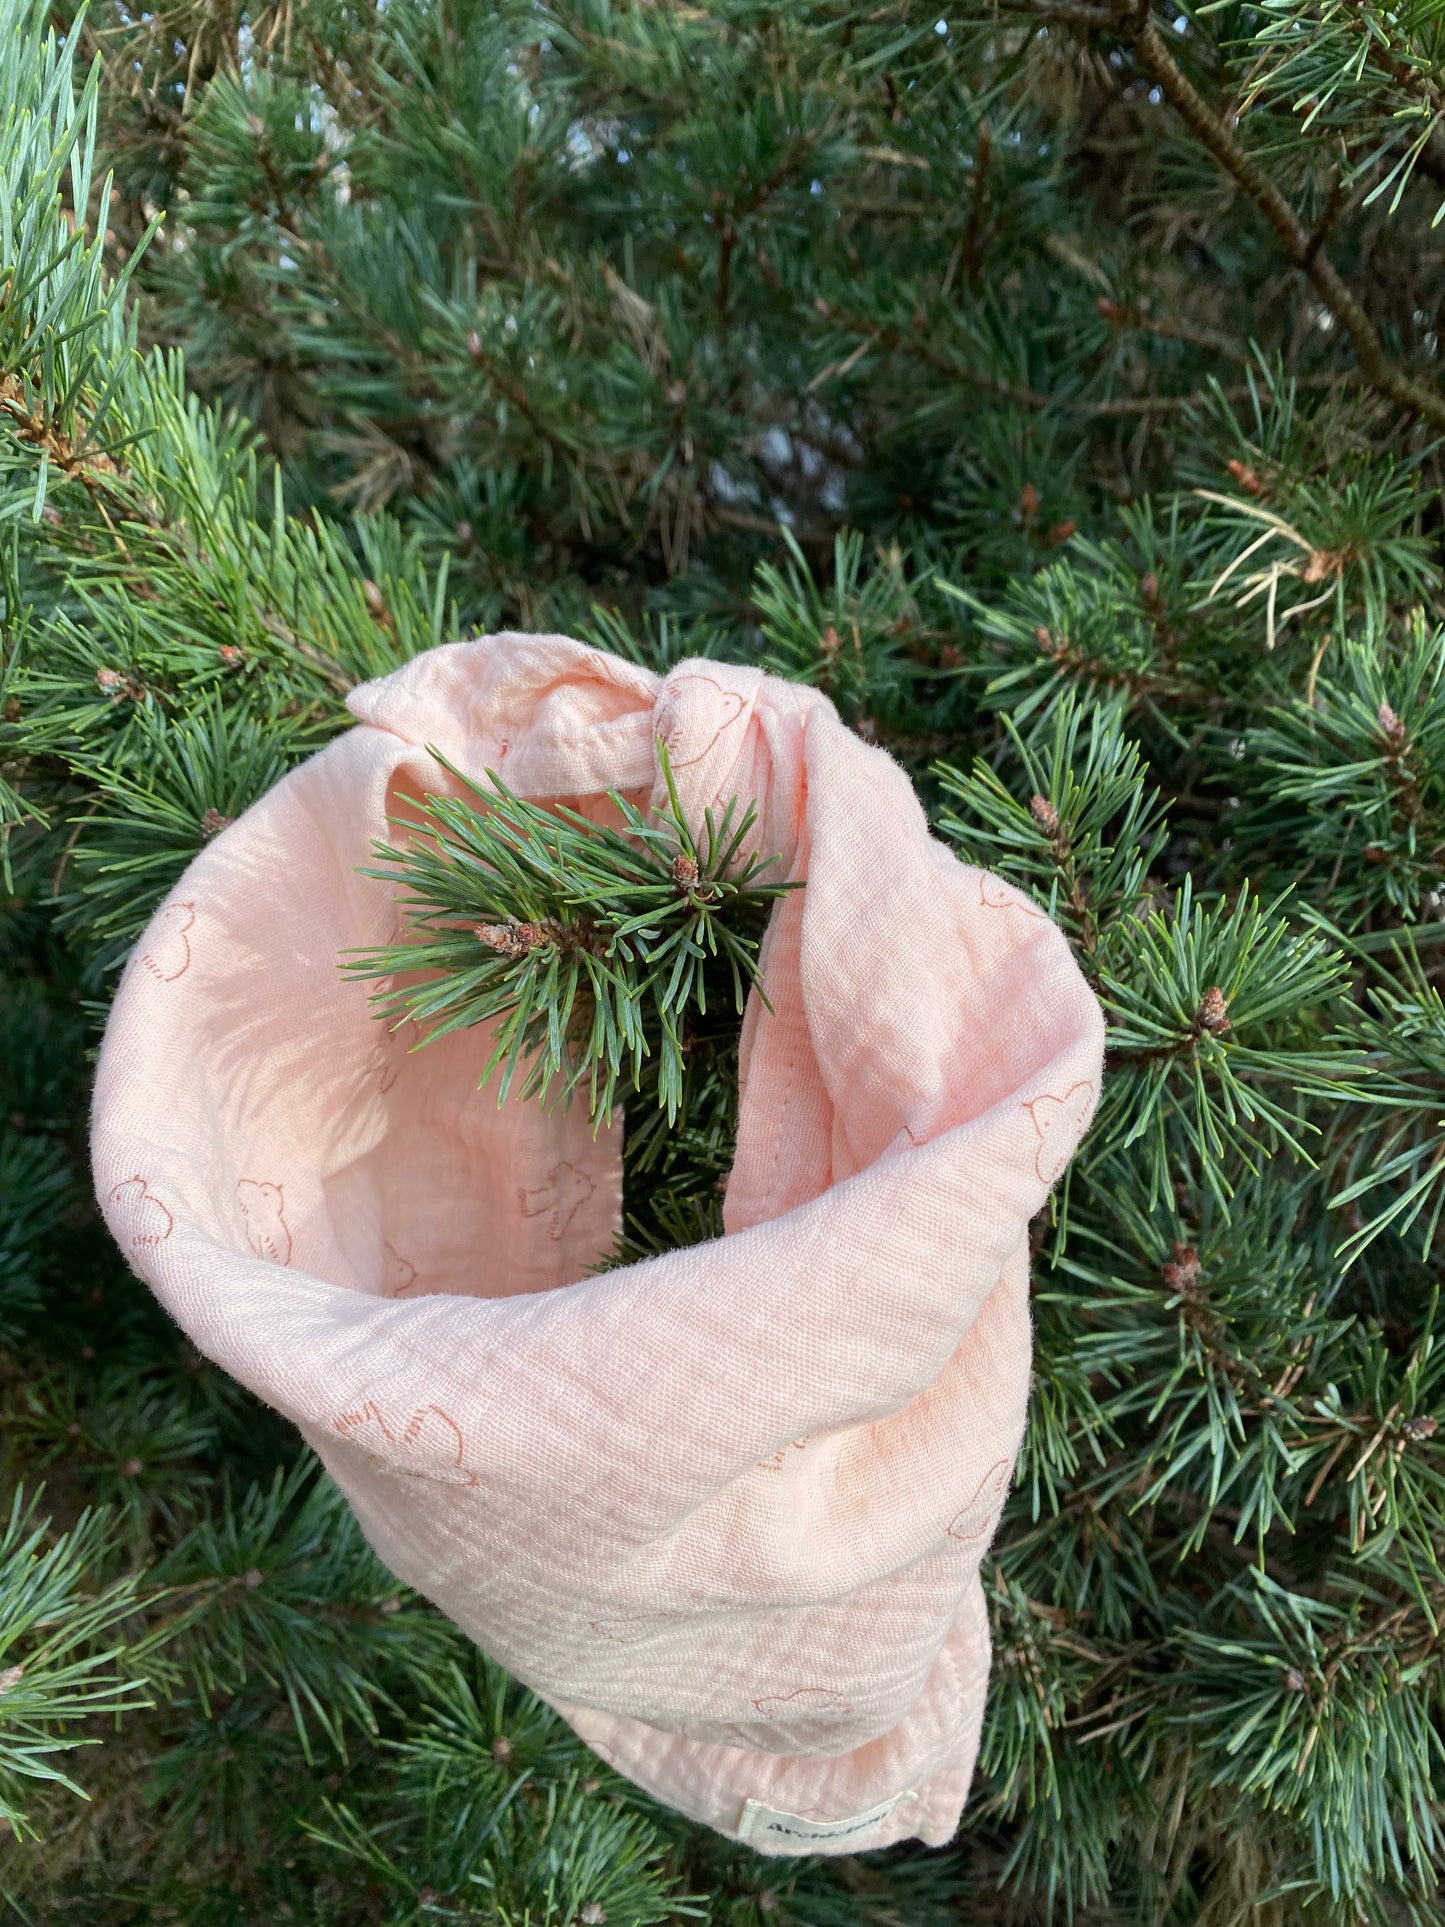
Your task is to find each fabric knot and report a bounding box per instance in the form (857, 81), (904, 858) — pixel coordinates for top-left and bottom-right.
(651, 658), (819, 880)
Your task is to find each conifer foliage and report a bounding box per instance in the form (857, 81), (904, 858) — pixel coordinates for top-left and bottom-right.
(3, 0), (1445, 1918)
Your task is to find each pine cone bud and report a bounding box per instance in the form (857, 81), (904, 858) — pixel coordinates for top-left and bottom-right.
(200, 808), (233, 840)
(475, 918), (553, 959)
(1377, 701), (1406, 748)
(0, 1664), (23, 1694)
(1282, 1668), (1307, 1693)
(820, 623), (841, 656)
(1034, 625), (1057, 655)
(1017, 482), (1040, 522)
(363, 579), (387, 620)
(1047, 519), (1077, 547)
(467, 328), (484, 361)
(579, 1905), (607, 1925)
(1195, 987), (1230, 1035)
(218, 644), (242, 664)
(1162, 1243), (1201, 1292)
(1400, 1415), (1438, 1443)
(671, 852), (700, 889)
(1029, 794), (1060, 838)
(1225, 458), (1266, 497)
(491, 1735), (513, 1763)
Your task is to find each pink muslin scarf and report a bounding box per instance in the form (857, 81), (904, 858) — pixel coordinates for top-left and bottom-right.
(91, 635), (1104, 1855)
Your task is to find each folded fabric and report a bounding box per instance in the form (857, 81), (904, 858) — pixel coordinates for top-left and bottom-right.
(91, 635), (1105, 1855)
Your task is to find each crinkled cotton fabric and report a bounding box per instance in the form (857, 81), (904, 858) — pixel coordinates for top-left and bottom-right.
(91, 635), (1105, 1855)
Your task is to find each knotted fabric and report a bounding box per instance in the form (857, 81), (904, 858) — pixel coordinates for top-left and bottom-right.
(91, 634), (1104, 1855)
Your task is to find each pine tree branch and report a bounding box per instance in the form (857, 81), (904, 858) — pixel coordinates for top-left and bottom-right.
(1124, 8), (1445, 432)
(995, 1), (1445, 431)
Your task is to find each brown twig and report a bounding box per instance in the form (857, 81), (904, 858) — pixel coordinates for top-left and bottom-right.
(1096, 295), (1249, 365)
(811, 298), (1050, 409)
(961, 122), (993, 289)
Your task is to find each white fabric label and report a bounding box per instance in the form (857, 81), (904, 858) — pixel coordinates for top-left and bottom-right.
(737, 1789), (915, 1848)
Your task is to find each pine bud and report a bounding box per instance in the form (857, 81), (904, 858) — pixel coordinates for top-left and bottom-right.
(1034, 625), (1057, 654)
(467, 328), (484, 360)
(1162, 1243), (1200, 1292)
(1195, 987), (1230, 1035)
(1300, 547), (1343, 585)
(243, 1568), (265, 1589)
(1046, 519), (1076, 547)
(1016, 482), (1040, 523)
(1400, 1415), (1438, 1443)
(1225, 457), (1265, 497)
(475, 918), (554, 958)
(121, 1456), (144, 1477)
(218, 644), (242, 664)
(579, 1905), (606, 1925)
(1096, 296), (1126, 322)
(1377, 701), (1406, 748)
(1029, 794), (1060, 838)
(0, 1664), (23, 1694)
(491, 1735), (513, 1763)
(200, 808), (233, 840)
(363, 579), (387, 620)
(820, 623), (841, 656)
(96, 666), (123, 693)
(671, 852), (700, 889)
(1282, 1668), (1307, 1693)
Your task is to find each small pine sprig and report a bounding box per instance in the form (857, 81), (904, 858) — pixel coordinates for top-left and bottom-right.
(0, 1488), (152, 1840)
(1097, 877), (1355, 1209)
(934, 693), (1170, 956)
(346, 743), (796, 1129)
